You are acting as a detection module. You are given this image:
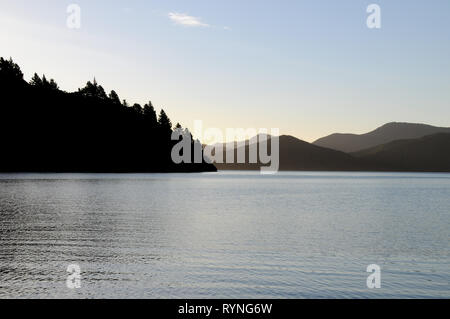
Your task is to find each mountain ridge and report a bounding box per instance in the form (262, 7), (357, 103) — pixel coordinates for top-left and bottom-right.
(313, 122), (450, 153)
(214, 132), (450, 172)
(352, 133), (450, 172)
(214, 134), (369, 171)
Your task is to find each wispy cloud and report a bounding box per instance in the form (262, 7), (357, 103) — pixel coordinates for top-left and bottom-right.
(168, 12), (209, 28)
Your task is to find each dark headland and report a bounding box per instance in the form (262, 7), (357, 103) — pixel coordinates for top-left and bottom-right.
(0, 57), (216, 173)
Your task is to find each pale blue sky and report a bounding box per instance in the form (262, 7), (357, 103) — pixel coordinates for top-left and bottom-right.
(1, 0), (449, 141)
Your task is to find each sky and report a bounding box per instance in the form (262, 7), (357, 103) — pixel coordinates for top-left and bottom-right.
(1, 0), (449, 142)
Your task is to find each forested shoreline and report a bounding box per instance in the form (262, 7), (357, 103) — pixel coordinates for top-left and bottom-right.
(0, 57), (216, 173)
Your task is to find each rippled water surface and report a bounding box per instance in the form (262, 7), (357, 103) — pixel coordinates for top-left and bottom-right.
(0, 172), (449, 298)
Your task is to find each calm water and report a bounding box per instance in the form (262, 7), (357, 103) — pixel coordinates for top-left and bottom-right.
(0, 171), (449, 299)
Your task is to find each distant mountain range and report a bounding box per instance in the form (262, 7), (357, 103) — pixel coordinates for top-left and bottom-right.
(352, 133), (450, 172)
(214, 135), (367, 171)
(313, 122), (450, 153)
(215, 123), (450, 172)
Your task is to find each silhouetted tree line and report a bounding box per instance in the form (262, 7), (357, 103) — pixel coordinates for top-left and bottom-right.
(0, 57), (216, 172)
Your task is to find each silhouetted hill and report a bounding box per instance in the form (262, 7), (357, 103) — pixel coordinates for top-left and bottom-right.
(214, 133), (450, 172)
(0, 57), (216, 173)
(313, 122), (450, 153)
(352, 133), (450, 172)
(214, 135), (368, 171)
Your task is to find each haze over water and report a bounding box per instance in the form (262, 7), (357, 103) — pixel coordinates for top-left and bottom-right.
(0, 172), (449, 298)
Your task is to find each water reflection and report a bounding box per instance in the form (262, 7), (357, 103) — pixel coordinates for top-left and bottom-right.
(0, 172), (449, 298)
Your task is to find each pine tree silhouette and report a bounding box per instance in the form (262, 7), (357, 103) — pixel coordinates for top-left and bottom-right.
(0, 57), (217, 173)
